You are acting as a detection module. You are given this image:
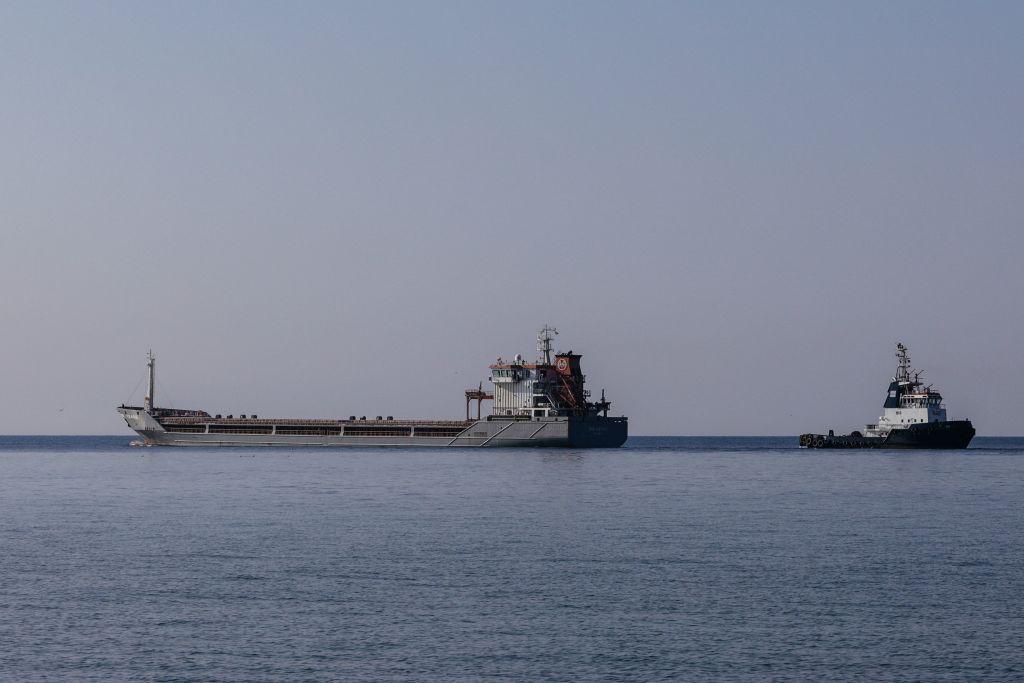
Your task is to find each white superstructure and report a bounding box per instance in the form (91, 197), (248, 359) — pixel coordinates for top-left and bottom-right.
(863, 343), (947, 437)
(488, 325), (608, 419)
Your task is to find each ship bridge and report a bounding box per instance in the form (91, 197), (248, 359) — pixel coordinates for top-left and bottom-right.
(480, 326), (610, 420)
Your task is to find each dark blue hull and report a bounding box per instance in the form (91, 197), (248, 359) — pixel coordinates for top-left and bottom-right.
(567, 416), (629, 448)
(800, 420), (975, 449)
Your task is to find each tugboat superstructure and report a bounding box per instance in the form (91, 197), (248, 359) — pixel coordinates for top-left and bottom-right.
(800, 343), (974, 449)
(118, 327), (628, 448)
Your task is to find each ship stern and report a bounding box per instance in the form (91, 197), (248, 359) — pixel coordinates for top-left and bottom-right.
(567, 416), (628, 448)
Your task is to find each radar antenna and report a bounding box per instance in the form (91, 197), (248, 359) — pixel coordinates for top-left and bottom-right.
(537, 325), (558, 365)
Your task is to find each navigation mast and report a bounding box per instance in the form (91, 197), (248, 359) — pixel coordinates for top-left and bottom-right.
(895, 342), (911, 384)
(537, 325), (558, 365)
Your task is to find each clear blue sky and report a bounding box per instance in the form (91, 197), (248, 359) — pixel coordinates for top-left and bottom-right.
(1, 1), (1021, 435)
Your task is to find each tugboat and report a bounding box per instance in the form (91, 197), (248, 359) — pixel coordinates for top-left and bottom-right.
(800, 343), (974, 449)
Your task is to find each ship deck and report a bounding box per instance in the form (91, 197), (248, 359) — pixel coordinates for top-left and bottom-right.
(159, 416), (474, 427)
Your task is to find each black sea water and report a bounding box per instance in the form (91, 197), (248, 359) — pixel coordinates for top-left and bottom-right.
(2, 436), (1022, 682)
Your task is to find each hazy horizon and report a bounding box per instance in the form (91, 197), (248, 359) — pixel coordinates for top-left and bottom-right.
(2, 2), (1022, 436)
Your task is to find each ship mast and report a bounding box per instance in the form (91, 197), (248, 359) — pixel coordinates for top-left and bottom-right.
(537, 325), (558, 365)
(144, 350), (155, 413)
(895, 342), (911, 384)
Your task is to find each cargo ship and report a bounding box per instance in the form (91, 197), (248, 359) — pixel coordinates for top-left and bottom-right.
(800, 342), (974, 449)
(118, 326), (628, 448)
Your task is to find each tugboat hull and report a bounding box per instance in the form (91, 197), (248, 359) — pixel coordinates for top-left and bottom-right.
(800, 420), (975, 449)
(879, 419), (975, 449)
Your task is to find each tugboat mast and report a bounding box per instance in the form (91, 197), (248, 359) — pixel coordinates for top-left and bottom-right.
(144, 350), (155, 413)
(895, 342), (911, 384)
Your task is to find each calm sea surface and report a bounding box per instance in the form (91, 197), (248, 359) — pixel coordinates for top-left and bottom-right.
(1, 436), (1022, 682)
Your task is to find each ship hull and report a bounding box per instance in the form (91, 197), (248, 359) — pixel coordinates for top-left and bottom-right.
(799, 419), (975, 449)
(119, 408), (627, 448)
